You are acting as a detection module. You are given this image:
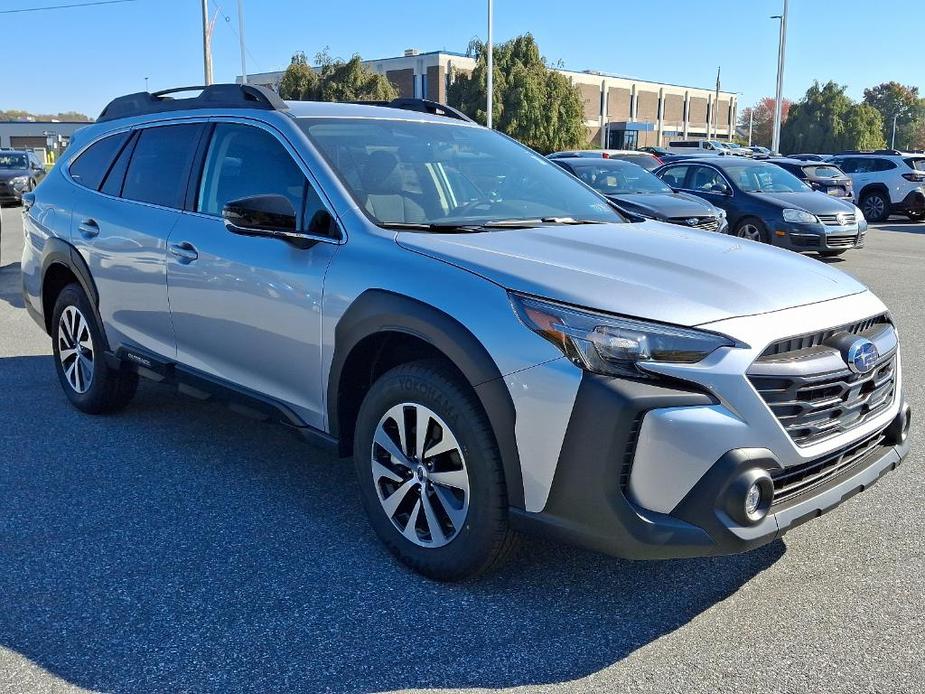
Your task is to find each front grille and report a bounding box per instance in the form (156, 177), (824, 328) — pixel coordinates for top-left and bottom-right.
(771, 428), (887, 506)
(817, 212), (857, 226)
(758, 314), (890, 358)
(668, 216), (720, 231)
(749, 355), (896, 446)
(827, 234), (858, 248)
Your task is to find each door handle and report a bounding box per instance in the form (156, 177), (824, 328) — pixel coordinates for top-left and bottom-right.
(77, 218), (100, 238)
(168, 241), (199, 263)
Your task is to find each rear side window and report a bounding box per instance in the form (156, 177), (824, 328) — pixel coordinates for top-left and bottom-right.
(659, 165), (690, 188)
(870, 158), (896, 172)
(69, 132), (130, 190)
(122, 124), (202, 208)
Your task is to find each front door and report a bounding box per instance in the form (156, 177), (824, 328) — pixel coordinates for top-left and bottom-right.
(165, 121), (340, 428)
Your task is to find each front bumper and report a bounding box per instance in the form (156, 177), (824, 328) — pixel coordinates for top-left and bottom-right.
(776, 220), (865, 252)
(511, 374), (911, 560)
(510, 292), (911, 560)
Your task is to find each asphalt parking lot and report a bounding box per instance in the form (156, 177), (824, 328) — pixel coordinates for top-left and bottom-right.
(0, 205), (922, 694)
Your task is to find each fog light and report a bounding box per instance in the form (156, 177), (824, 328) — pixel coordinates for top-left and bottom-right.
(745, 482), (763, 518)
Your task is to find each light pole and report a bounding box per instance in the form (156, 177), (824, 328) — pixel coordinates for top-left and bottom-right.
(771, 0), (788, 153)
(486, 0), (493, 128)
(201, 0), (213, 85)
(237, 0), (248, 84)
(144, 76), (149, 92)
(891, 113), (898, 149)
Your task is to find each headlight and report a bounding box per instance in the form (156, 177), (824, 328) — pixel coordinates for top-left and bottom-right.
(510, 293), (737, 378)
(782, 208), (818, 224)
(8, 175), (28, 190)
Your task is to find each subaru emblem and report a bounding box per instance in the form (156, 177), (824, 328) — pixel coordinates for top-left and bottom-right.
(686, 218), (699, 226)
(846, 339), (879, 374)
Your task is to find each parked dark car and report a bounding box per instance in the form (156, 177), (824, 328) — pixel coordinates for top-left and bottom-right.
(551, 157), (728, 232)
(0, 150), (46, 204)
(767, 158), (854, 200)
(547, 149), (662, 171)
(654, 157), (866, 256)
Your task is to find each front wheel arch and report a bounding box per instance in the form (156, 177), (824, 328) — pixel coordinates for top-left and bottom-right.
(328, 290), (525, 509)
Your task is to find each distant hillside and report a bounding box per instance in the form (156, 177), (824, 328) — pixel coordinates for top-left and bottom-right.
(0, 109), (91, 122)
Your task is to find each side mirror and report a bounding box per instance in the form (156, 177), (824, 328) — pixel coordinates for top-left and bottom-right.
(222, 194), (313, 249)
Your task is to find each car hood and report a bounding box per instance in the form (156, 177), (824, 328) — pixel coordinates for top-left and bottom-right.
(0, 168), (28, 182)
(758, 191), (855, 213)
(608, 192), (716, 219)
(396, 221), (866, 327)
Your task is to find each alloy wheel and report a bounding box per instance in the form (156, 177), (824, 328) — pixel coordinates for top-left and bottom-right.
(371, 403), (470, 548)
(58, 305), (94, 394)
(863, 195), (886, 221)
(737, 223), (762, 241)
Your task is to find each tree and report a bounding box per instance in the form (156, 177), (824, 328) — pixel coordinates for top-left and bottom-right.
(780, 81), (885, 154)
(0, 109), (90, 121)
(737, 96), (792, 148)
(862, 82), (924, 149)
(447, 34), (586, 153)
(277, 50), (397, 102)
(277, 52), (318, 101)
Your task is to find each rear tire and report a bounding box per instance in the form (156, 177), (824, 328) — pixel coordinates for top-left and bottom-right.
(51, 283), (138, 414)
(860, 191), (890, 223)
(353, 360), (517, 581)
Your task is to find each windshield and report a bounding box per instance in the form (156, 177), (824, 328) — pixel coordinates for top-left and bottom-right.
(571, 161), (672, 195)
(728, 164), (810, 193)
(0, 153), (28, 169)
(299, 118), (624, 227)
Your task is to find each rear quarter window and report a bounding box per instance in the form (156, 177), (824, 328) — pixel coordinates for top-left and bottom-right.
(68, 132), (130, 190)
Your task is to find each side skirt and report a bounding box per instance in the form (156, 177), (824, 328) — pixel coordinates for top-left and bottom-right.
(106, 345), (339, 452)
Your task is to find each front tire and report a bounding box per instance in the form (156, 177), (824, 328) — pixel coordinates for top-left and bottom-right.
(51, 283), (138, 414)
(353, 360), (516, 581)
(734, 217), (770, 243)
(860, 191), (890, 223)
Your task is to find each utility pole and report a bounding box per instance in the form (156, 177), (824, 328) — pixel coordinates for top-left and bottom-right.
(486, 0), (493, 128)
(771, 0), (788, 153)
(712, 66), (721, 140)
(201, 0), (213, 85)
(237, 0), (248, 84)
(891, 113), (898, 149)
(748, 107), (754, 146)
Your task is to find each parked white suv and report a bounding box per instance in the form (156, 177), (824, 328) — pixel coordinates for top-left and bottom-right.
(829, 150), (925, 222)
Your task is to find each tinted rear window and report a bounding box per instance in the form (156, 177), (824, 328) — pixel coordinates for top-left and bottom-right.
(804, 165), (844, 179)
(69, 132), (130, 190)
(122, 124), (202, 208)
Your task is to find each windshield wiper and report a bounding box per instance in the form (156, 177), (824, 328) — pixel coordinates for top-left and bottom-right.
(378, 218), (608, 233)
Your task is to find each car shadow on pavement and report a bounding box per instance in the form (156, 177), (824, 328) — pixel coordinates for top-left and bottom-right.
(0, 355), (785, 693)
(873, 219), (925, 235)
(0, 261), (25, 309)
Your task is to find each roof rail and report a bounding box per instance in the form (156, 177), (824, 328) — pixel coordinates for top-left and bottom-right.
(834, 149), (903, 156)
(97, 83), (289, 122)
(349, 97), (474, 123)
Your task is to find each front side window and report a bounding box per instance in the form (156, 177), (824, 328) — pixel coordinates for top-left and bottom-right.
(197, 123), (307, 220)
(727, 164), (808, 193)
(573, 162), (672, 195)
(122, 124), (202, 208)
(299, 118), (622, 227)
(68, 132), (130, 190)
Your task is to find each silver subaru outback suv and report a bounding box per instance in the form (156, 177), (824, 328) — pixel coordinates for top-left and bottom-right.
(21, 85), (911, 580)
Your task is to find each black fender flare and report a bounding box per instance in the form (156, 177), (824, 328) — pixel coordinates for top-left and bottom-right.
(857, 183), (890, 202)
(40, 237), (105, 340)
(328, 289), (525, 509)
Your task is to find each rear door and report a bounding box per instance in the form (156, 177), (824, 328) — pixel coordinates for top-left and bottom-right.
(165, 119), (341, 428)
(67, 122), (205, 357)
